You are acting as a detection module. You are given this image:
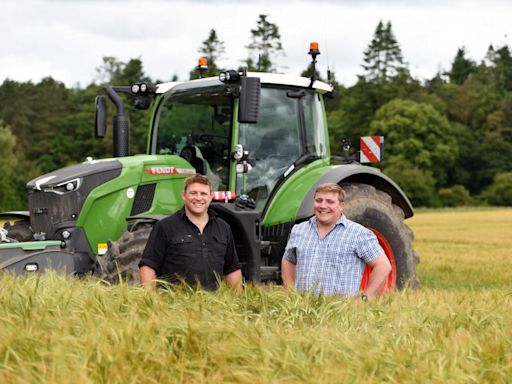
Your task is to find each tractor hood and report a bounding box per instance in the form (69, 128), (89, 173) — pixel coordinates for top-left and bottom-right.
(26, 159), (123, 240)
(27, 160), (122, 193)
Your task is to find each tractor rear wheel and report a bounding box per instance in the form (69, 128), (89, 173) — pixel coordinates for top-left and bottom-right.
(97, 225), (153, 284)
(340, 182), (420, 290)
(2, 220), (33, 242)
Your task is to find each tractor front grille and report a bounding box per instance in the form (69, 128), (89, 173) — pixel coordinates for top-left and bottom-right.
(28, 190), (81, 238)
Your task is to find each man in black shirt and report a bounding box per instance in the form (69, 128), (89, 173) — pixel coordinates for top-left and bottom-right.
(139, 174), (242, 291)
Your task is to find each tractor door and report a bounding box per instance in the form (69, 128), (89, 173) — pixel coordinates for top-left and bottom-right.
(237, 87), (327, 211)
(152, 88), (233, 190)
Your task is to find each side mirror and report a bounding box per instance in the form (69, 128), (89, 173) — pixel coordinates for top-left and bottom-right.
(238, 77), (260, 124)
(95, 95), (108, 138)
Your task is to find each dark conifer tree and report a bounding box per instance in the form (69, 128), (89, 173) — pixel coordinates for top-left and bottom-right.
(245, 14), (284, 72)
(362, 21), (405, 84)
(447, 47), (476, 85)
(189, 29), (226, 79)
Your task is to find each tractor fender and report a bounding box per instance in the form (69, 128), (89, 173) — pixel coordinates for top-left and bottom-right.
(297, 164), (414, 220)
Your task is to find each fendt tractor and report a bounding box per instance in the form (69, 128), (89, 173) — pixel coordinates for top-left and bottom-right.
(0, 44), (419, 290)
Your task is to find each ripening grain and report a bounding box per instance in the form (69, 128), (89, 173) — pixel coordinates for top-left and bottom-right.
(0, 209), (511, 383)
(409, 208), (512, 289)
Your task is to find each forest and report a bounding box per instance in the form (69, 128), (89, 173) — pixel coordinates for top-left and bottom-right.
(1, 17), (511, 211)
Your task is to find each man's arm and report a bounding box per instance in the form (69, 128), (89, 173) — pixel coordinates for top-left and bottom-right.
(281, 258), (296, 290)
(363, 254), (392, 300)
(225, 269), (243, 293)
(140, 265), (157, 289)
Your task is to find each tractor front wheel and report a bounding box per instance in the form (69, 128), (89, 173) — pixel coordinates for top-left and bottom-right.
(340, 182), (420, 290)
(97, 225), (153, 284)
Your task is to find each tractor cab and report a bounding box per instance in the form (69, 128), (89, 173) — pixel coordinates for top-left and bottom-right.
(149, 71), (331, 213)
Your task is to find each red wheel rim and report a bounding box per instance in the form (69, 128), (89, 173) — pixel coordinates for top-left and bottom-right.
(359, 229), (397, 293)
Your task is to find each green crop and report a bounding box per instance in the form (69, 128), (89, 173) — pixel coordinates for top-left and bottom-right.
(1, 209), (511, 383)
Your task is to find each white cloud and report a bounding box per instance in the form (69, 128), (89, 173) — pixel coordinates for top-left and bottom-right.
(1, 0), (511, 87)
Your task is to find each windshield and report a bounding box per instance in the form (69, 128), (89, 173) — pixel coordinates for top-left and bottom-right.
(238, 87), (326, 210)
(153, 88), (232, 190)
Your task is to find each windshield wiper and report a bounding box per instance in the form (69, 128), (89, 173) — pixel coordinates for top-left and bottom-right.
(294, 152), (320, 167)
(283, 153), (320, 178)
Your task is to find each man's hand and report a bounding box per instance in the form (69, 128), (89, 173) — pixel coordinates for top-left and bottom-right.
(140, 265), (157, 289)
(281, 258), (297, 290)
(225, 269), (243, 293)
(363, 254), (392, 300)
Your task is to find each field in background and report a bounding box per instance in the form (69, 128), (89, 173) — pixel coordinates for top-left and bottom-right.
(410, 208), (512, 289)
(1, 209), (511, 383)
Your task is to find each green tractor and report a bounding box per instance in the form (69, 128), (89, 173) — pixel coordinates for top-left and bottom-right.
(0, 48), (419, 290)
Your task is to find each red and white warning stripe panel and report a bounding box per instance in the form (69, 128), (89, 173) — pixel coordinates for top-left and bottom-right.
(359, 136), (384, 163)
(144, 167), (195, 175)
(211, 191), (236, 202)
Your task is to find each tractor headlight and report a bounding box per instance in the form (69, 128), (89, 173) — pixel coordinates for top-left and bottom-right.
(25, 263), (39, 272)
(219, 70), (240, 83)
(49, 178), (82, 195)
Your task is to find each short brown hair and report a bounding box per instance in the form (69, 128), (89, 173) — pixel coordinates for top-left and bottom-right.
(184, 174), (212, 192)
(314, 183), (345, 202)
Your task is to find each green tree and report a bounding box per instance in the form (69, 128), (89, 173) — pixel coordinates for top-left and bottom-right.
(95, 56), (124, 84)
(486, 44), (512, 91)
(327, 72), (421, 149)
(190, 29), (226, 79)
(0, 79), (34, 153)
(0, 122), (39, 211)
(480, 172), (512, 206)
(96, 57), (150, 85)
(95, 57), (152, 155)
(438, 185), (472, 207)
(447, 47), (476, 85)
(371, 99), (458, 188)
(0, 77), (72, 172)
(382, 163), (438, 207)
(245, 14), (284, 72)
(361, 21), (406, 84)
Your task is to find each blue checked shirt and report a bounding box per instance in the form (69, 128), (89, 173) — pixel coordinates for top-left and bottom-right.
(283, 214), (384, 296)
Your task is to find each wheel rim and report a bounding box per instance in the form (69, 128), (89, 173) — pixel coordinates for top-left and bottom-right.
(359, 229), (397, 293)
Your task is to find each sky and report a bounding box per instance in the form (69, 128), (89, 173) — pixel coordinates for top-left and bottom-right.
(1, 0), (511, 88)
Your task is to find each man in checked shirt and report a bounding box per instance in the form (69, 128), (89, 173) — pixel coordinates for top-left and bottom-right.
(281, 183), (391, 301)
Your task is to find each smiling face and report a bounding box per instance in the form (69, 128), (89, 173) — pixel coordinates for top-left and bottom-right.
(313, 191), (344, 228)
(181, 182), (212, 217)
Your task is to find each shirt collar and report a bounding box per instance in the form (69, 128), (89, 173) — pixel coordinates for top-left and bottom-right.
(309, 213), (346, 228)
(178, 207), (217, 220)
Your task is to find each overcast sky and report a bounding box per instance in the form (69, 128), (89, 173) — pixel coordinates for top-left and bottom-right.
(2, 0), (511, 88)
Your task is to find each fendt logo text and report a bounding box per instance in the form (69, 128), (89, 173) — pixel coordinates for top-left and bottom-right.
(144, 167), (195, 175)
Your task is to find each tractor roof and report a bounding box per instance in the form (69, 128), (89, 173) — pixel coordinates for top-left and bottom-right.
(156, 72), (333, 95)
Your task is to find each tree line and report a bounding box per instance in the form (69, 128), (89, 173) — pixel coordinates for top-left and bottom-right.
(1, 16), (511, 211)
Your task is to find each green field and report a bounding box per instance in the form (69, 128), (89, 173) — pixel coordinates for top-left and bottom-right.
(1, 209), (511, 383)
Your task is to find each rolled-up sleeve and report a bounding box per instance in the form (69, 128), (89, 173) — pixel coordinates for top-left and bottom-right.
(283, 225), (299, 264)
(357, 229), (384, 264)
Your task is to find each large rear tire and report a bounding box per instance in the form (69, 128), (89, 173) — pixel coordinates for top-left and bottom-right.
(341, 182), (420, 290)
(97, 225), (153, 284)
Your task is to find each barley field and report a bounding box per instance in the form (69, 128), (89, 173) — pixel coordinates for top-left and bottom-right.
(1, 209), (511, 383)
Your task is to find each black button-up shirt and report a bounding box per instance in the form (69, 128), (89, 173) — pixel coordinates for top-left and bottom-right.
(139, 208), (240, 290)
